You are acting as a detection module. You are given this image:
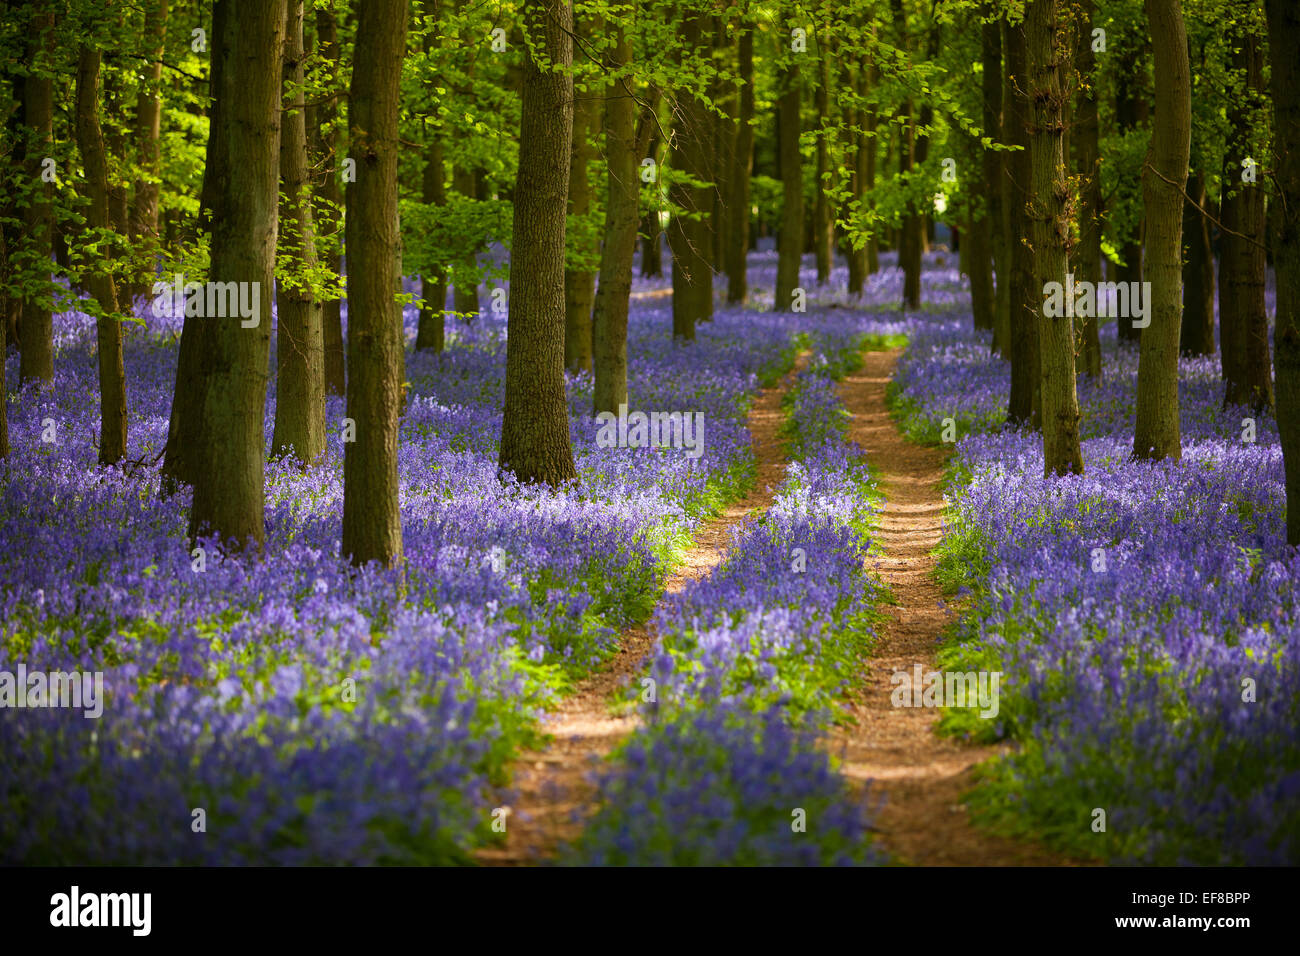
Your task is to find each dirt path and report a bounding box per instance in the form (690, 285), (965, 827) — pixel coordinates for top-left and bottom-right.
(475, 356), (804, 865)
(832, 348), (1077, 866)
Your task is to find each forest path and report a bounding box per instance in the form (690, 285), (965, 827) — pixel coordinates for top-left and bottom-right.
(475, 353), (805, 865)
(831, 347), (1078, 866)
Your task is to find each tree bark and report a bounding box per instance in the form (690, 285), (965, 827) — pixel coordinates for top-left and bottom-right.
(845, 57), (868, 297)
(342, 0), (408, 566)
(1006, 14), (1039, 426)
(1072, 0), (1103, 375)
(19, 10), (54, 385)
(1219, 20), (1272, 411)
(271, 0), (326, 465)
(668, 11), (713, 338)
(563, 15), (600, 373)
(1180, 166), (1215, 356)
(187, 0), (286, 548)
(813, 21), (833, 285)
(1027, 0), (1082, 475)
(593, 25), (656, 415)
(774, 56), (803, 313)
(1265, 0), (1300, 543)
(1115, 42), (1149, 342)
(991, 17), (1012, 357)
(313, 4), (346, 395)
(725, 25), (754, 304)
(498, 0), (578, 486)
(452, 164), (480, 319)
(75, 47), (129, 467)
(1132, 0), (1190, 462)
(128, 0), (168, 304)
(417, 136), (447, 352)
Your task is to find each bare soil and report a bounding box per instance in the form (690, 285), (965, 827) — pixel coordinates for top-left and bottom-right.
(831, 348), (1082, 866)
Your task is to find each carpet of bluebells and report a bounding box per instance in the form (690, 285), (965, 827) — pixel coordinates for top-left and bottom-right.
(7, 236), (1287, 867)
(892, 315), (1300, 865)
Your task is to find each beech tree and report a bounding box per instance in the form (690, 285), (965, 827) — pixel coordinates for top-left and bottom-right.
(19, 8), (54, 385)
(1132, 0), (1191, 462)
(773, 43), (802, 314)
(342, 0), (409, 567)
(498, 0), (577, 486)
(187, 0), (286, 547)
(1265, 0), (1300, 543)
(1027, 0), (1082, 475)
(271, 0), (326, 465)
(73, 43), (127, 466)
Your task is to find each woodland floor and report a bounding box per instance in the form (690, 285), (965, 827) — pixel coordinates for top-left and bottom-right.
(474, 353), (808, 865)
(478, 345), (1083, 866)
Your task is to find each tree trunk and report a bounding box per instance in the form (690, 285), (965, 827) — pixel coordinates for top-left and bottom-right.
(725, 25), (754, 304)
(845, 58), (868, 297)
(499, 0), (578, 486)
(1219, 22), (1272, 411)
(1006, 14), (1039, 426)
(968, 21), (995, 339)
(187, 0), (286, 548)
(314, 4), (346, 395)
(1132, 0), (1190, 461)
(1180, 166), (1215, 356)
(1072, 0), (1103, 375)
(1027, 0), (1082, 474)
(417, 135), (447, 352)
(452, 164), (480, 319)
(593, 28), (656, 415)
(563, 16), (599, 373)
(992, 18), (1012, 358)
(74, 48), (129, 467)
(1265, 0), (1300, 543)
(1115, 43), (1149, 342)
(709, 16), (729, 276)
(813, 25), (833, 285)
(668, 12), (713, 338)
(341, 0), (407, 566)
(774, 57), (803, 313)
(19, 10), (54, 385)
(129, 0), (168, 304)
(271, 0), (326, 465)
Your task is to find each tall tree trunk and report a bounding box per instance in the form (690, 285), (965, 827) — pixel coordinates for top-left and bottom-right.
(414, 2), (446, 353)
(19, 10), (54, 385)
(499, 0), (577, 485)
(314, 4), (346, 395)
(845, 58), (867, 297)
(593, 25), (656, 415)
(75, 48), (129, 467)
(1265, 0), (1300, 543)
(1006, 14), (1039, 426)
(1027, 0), (1082, 474)
(813, 21), (833, 285)
(342, 0), (408, 566)
(163, 0), (231, 492)
(1219, 21), (1272, 411)
(774, 56), (803, 312)
(1132, 0), (1190, 461)
(968, 20), (995, 342)
(129, 0), (168, 304)
(563, 15), (599, 373)
(272, 0), (326, 464)
(417, 137), (447, 352)
(1115, 43), (1149, 342)
(992, 18), (1012, 357)
(864, 63), (879, 276)
(725, 25), (755, 304)
(1072, 0), (1102, 374)
(1180, 166), (1215, 356)
(187, 0), (285, 547)
(709, 16), (729, 275)
(668, 12), (713, 338)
